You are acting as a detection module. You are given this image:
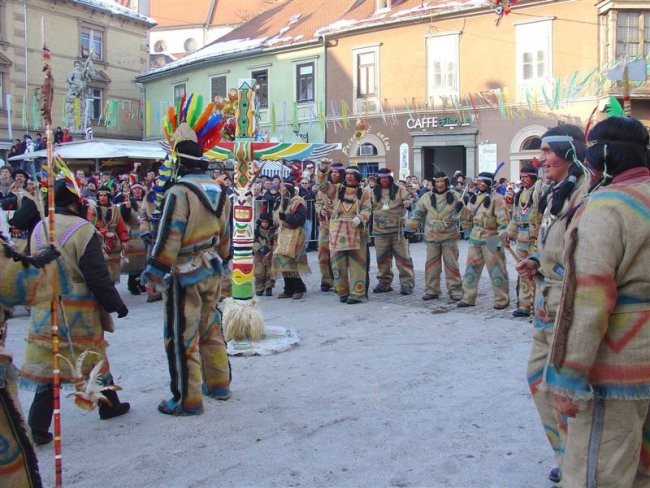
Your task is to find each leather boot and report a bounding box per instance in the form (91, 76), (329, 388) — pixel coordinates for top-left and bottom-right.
(98, 389), (131, 420)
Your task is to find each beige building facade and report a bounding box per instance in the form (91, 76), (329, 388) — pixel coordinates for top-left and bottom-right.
(323, 0), (649, 183)
(0, 0), (154, 157)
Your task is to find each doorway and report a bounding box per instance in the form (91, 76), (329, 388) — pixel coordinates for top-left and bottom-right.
(422, 145), (466, 180)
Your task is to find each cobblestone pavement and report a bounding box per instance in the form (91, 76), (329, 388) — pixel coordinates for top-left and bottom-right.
(302, 238), (523, 321)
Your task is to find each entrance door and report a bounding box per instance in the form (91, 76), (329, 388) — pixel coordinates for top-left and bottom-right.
(422, 146), (466, 180)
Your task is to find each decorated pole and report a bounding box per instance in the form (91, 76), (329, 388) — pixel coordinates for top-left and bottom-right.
(230, 80), (257, 302)
(40, 39), (64, 487)
(204, 82), (341, 341)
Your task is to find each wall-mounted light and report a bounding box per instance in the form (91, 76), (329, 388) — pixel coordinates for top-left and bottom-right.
(293, 128), (309, 142)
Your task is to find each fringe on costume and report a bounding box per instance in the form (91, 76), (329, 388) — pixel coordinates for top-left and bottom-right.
(0, 385), (43, 487)
(550, 226), (578, 367)
(222, 297), (265, 341)
(0, 359), (18, 390)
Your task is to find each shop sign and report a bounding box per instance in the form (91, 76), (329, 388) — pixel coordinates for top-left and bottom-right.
(406, 116), (472, 130)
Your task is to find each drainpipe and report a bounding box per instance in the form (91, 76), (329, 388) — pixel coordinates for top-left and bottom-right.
(322, 33), (327, 145)
(23, 0), (29, 131)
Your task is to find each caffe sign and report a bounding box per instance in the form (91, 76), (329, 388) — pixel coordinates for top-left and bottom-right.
(406, 115), (472, 130)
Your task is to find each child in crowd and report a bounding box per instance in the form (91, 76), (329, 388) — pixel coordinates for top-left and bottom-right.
(253, 212), (276, 296)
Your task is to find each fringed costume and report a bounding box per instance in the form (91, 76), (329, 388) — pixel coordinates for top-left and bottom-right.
(117, 197), (147, 294)
(91, 195), (129, 283)
(253, 214), (276, 296)
(315, 187), (335, 290)
(407, 181), (463, 300)
(22, 195), (130, 443)
(545, 167), (650, 487)
(505, 168), (542, 315)
(316, 165), (372, 304)
(458, 176), (509, 308)
(144, 168), (232, 415)
(271, 190), (310, 298)
(526, 175), (586, 471)
(371, 169), (415, 295)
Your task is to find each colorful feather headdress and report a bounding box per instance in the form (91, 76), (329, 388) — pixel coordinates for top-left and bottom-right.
(152, 94), (226, 221)
(162, 93), (225, 154)
(41, 154), (81, 201)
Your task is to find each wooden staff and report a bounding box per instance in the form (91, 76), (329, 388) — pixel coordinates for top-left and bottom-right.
(40, 40), (64, 487)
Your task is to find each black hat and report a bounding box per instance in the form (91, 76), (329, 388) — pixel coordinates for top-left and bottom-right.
(54, 179), (80, 207)
(377, 168), (392, 176)
(258, 212), (273, 223)
(520, 164), (538, 178)
(175, 140), (207, 170)
(281, 181), (295, 197)
(477, 172), (494, 184)
(13, 168), (29, 180)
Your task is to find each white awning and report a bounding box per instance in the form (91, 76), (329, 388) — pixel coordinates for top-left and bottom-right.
(8, 139), (166, 161)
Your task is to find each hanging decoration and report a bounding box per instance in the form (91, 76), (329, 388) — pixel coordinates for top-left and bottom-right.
(353, 118), (369, 141)
(493, 0), (517, 26)
(32, 94), (40, 130)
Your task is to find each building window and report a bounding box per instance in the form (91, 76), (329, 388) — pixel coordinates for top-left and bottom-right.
(426, 34), (459, 103)
(616, 11), (650, 57)
(252, 69), (268, 109)
(173, 83), (186, 107)
(154, 40), (167, 53)
(89, 88), (103, 121)
(357, 162), (379, 178)
(296, 62), (314, 103)
(81, 26), (104, 61)
(184, 38), (198, 53)
(211, 75), (227, 101)
(521, 136), (541, 151)
(516, 20), (552, 90)
(0, 72), (4, 110)
(353, 45), (380, 113)
(359, 143), (378, 157)
(356, 51), (377, 98)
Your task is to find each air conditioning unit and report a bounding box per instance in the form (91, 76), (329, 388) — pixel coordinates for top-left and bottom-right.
(354, 98), (378, 114)
(359, 144), (374, 156)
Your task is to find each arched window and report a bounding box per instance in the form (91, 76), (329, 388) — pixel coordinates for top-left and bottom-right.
(521, 136), (541, 151)
(184, 38), (197, 53)
(154, 40), (167, 53)
(358, 143), (377, 156)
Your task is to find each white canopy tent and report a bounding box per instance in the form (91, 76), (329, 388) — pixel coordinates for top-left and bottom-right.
(8, 139), (166, 170)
